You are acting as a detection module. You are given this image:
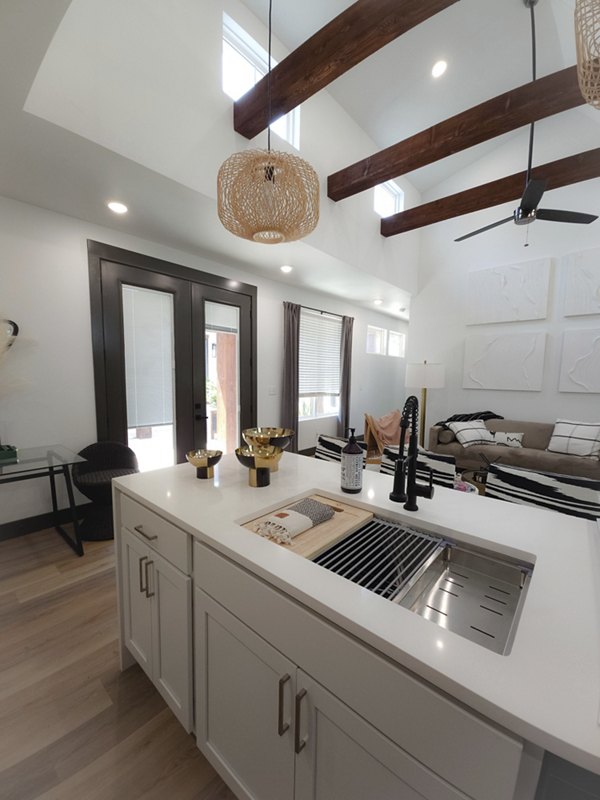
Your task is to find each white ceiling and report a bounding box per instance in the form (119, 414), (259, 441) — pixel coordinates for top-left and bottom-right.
(1, 0), (597, 317)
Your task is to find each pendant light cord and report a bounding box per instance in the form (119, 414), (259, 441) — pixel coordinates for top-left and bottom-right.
(525, 2), (537, 185)
(267, 0), (273, 152)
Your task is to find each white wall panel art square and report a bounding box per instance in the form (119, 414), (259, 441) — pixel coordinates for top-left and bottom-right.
(467, 258), (550, 325)
(559, 329), (600, 393)
(463, 332), (546, 391)
(562, 249), (600, 317)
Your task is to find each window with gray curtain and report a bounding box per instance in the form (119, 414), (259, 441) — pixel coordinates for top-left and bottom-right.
(299, 309), (342, 397)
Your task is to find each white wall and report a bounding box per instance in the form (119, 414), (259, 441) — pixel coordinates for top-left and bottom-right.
(408, 126), (600, 430)
(0, 195), (406, 523)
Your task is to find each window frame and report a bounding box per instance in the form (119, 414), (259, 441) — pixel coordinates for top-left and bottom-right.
(373, 180), (405, 218)
(222, 13), (300, 149)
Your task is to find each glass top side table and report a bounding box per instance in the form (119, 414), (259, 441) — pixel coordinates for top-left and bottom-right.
(0, 445), (86, 555)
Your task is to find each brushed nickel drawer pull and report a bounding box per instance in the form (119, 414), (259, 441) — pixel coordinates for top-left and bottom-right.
(134, 524), (158, 541)
(139, 556), (148, 594)
(278, 674), (291, 736)
(294, 688), (307, 753)
(144, 560), (155, 598)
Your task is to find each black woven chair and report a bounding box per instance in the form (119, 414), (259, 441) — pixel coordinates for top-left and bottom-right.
(72, 442), (139, 540)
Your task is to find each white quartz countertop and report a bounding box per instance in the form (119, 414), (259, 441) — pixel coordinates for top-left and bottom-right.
(114, 453), (600, 773)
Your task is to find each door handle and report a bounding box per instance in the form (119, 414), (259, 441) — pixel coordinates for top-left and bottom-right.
(139, 556), (148, 594)
(294, 689), (308, 753)
(144, 560), (155, 598)
(277, 674), (291, 736)
(134, 524), (158, 541)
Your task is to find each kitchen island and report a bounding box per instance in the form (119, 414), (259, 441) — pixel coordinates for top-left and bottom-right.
(113, 453), (600, 800)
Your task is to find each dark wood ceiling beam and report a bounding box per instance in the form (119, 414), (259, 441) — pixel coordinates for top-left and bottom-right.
(380, 148), (600, 237)
(233, 0), (460, 140)
(328, 66), (584, 201)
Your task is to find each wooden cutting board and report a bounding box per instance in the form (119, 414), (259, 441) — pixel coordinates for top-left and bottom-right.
(243, 494), (373, 559)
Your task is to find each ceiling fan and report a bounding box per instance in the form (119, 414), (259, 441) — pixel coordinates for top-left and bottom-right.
(455, 0), (598, 243)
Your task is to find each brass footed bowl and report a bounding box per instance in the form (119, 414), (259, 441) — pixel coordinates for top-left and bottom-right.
(242, 427), (294, 451)
(235, 445), (283, 486)
(186, 449), (222, 479)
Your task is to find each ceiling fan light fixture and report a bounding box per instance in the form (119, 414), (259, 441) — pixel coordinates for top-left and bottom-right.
(575, 0), (600, 109)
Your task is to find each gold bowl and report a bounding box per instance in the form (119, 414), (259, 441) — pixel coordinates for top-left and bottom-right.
(186, 449), (222, 479)
(242, 427), (294, 451)
(235, 445), (283, 487)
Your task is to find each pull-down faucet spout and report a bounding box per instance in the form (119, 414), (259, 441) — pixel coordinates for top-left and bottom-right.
(389, 395), (434, 512)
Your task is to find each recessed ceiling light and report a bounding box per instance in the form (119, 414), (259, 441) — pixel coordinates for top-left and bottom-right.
(280, 265), (293, 273)
(432, 60), (447, 78)
(373, 299), (383, 306)
(228, 280), (240, 288)
(107, 201), (128, 214)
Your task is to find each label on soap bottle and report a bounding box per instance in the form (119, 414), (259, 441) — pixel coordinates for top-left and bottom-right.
(341, 452), (363, 493)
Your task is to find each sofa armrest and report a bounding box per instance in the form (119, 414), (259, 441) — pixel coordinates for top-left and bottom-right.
(428, 426), (444, 451)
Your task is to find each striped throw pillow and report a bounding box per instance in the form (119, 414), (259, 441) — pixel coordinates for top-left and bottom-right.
(547, 420), (600, 459)
(315, 434), (367, 465)
(486, 463), (600, 520)
(380, 446), (456, 488)
(448, 420), (495, 448)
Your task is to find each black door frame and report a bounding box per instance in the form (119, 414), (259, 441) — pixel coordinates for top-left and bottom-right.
(87, 240), (257, 462)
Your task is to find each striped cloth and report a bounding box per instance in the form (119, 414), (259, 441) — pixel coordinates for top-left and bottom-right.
(315, 434), (367, 465)
(486, 463), (600, 520)
(380, 446), (456, 489)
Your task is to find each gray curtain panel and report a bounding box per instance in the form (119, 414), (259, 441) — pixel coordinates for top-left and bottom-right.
(338, 315), (354, 437)
(282, 301), (300, 452)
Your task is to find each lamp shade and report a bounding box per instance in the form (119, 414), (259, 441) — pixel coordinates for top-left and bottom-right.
(217, 148), (320, 244)
(405, 362), (445, 389)
(575, 0), (600, 109)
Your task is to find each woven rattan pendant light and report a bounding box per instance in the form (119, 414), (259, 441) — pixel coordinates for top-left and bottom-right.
(217, 0), (319, 244)
(575, 0), (600, 109)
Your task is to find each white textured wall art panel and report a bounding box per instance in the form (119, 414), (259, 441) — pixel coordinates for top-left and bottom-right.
(562, 249), (600, 317)
(463, 332), (546, 391)
(559, 329), (600, 393)
(467, 259), (550, 324)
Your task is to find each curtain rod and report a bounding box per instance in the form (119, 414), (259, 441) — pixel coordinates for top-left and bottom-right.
(301, 304), (343, 319)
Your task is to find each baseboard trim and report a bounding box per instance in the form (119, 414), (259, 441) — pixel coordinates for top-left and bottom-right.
(0, 503), (93, 542)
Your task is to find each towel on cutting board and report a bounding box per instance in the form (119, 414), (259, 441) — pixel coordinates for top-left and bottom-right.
(254, 498), (335, 545)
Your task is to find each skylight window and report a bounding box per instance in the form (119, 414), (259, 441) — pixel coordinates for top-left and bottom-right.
(222, 13), (299, 149)
(374, 181), (404, 218)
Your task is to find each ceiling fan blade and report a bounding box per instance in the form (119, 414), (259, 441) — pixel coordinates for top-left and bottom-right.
(520, 179), (546, 213)
(536, 209), (598, 224)
(455, 216), (513, 242)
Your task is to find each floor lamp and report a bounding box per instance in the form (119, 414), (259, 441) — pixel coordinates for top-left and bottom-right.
(404, 361), (446, 447)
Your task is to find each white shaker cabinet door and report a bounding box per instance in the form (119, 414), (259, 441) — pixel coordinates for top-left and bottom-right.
(121, 527), (152, 678)
(150, 550), (193, 732)
(195, 588), (296, 800)
(294, 670), (470, 800)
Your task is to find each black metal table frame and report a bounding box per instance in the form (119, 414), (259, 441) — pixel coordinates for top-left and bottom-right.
(0, 460), (84, 556)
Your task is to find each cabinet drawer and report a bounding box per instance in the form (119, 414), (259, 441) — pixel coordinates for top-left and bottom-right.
(121, 495), (191, 574)
(194, 541), (524, 800)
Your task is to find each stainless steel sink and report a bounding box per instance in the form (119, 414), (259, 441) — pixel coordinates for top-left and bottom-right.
(312, 517), (532, 655)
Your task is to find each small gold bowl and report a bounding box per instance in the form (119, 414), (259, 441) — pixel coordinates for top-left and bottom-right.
(186, 449), (222, 479)
(235, 445), (283, 487)
(242, 428), (293, 471)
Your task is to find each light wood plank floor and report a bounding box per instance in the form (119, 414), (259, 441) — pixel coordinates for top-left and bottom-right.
(0, 529), (237, 800)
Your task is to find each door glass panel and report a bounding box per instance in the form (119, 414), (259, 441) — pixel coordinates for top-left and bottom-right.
(205, 301), (240, 454)
(122, 285), (176, 471)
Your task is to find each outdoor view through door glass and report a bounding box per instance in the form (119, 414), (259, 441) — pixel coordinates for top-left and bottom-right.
(123, 285), (176, 471)
(205, 301), (240, 454)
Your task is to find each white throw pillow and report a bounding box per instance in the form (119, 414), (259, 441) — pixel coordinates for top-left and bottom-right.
(547, 420), (600, 459)
(493, 432), (524, 448)
(448, 420), (495, 448)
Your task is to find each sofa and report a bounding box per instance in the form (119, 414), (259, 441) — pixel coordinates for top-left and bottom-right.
(428, 419), (600, 480)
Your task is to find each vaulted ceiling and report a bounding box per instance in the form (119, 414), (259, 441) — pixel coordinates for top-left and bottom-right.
(1, 0), (598, 317)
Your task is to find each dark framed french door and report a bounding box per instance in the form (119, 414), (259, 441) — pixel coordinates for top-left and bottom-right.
(88, 242), (256, 469)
